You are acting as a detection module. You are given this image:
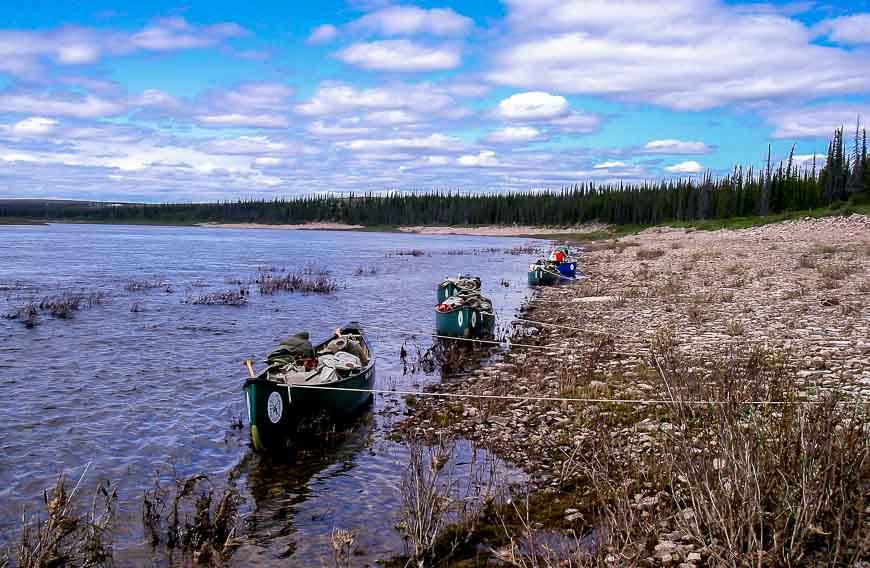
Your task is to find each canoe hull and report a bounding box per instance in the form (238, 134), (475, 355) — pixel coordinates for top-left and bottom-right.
(435, 306), (495, 338)
(528, 266), (563, 286)
(555, 261), (577, 278)
(244, 364), (374, 451)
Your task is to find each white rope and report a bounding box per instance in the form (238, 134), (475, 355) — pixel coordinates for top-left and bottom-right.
(288, 383), (870, 406)
(364, 323), (573, 353)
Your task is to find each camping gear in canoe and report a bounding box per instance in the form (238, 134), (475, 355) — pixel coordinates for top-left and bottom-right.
(435, 289), (495, 338)
(437, 275), (481, 303)
(243, 323), (375, 451)
(548, 246), (578, 278)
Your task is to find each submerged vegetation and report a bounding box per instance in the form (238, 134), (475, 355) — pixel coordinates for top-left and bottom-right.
(2, 129), (868, 228)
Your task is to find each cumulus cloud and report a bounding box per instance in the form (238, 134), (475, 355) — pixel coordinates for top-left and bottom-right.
(0, 17), (247, 78)
(123, 17), (246, 51)
(335, 39), (461, 71)
(195, 113), (289, 128)
(307, 24), (338, 44)
(0, 90), (125, 118)
(8, 117), (58, 136)
(308, 119), (373, 136)
(593, 160), (627, 169)
(192, 82), (294, 128)
(493, 91), (600, 134)
(200, 136), (289, 155)
(665, 160), (704, 173)
(485, 126), (543, 144)
(371, 110), (419, 125)
(643, 139), (711, 154)
(488, 0), (870, 110)
(350, 6), (473, 36)
(767, 104), (870, 138)
(295, 82), (453, 116)
(337, 133), (459, 152)
(458, 150), (498, 167)
(497, 92), (568, 120)
(817, 14), (870, 45)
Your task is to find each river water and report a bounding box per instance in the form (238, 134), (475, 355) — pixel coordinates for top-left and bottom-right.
(0, 224), (543, 566)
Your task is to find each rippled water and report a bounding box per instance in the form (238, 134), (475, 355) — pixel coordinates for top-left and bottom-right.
(0, 224), (542, 565)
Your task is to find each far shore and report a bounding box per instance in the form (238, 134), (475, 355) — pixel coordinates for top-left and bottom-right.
(196, 221), (608, 237)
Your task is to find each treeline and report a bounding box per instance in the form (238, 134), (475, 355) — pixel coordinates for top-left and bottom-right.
(2, 128), (868, 227)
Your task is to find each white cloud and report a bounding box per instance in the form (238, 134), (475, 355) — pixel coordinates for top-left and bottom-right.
(364, 110), (418, 125)
(458, 150), (499, 167)
(201, 136), (288, 155)
(350, 6), (473, 36)
(308, 120), (373, 136)
(485, 126), (543, 143)
(0, 91), (125, 118)
(643, 139), (711, 154)
(548, 112), (600, 134)
(817, 14), (870, 45)
(593, 160), (627, 169)
(308, 24), (338, 44)
(488, 0), (870, 110)
(211, 82), (294, 111)
(192, 83), (294, 128)
(254, 157), (283, 166)
(1, 150), (39, 163)
(665, 160), (704, 173)
(0, 18), (247, 78)
(497, 92), (568, 120)
(338, 133), (459, 152)
(9, 117), (58, 136)
(123, 17), (246, 51)
(295, 83), (453, 116)
(767, 104), (870, 139)
(792, 154), (826, 166)
(335, 40), (460, 71)
(195, 113), (289, 128)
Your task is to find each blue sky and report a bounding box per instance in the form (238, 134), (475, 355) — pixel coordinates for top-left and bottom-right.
(0, 0), (869, 201)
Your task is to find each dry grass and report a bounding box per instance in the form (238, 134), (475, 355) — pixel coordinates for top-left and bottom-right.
(256, 271), (338, 294)
(184, 289), (248, 305)
(142, 472), (241, 565)
(572, 331), (870, 566)
(398, 436), (500, 567)
(817, 262), (859, 280)
(124, 279), (167, 292)
(8, 472), (117, 568)
(636, 248), (666, 261)
(4, 291), (106, 325)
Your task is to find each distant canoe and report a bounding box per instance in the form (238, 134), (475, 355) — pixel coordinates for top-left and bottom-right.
(435, 304), (495, 338)
(528, 263), (567, 286)
(555, 261), (577, 278)
(243, 323), (375, 451)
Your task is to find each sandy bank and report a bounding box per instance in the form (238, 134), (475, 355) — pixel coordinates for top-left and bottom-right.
(196, 221), (607, 237)
(197, 222), (365, 231)
(398, 224), (608, 236)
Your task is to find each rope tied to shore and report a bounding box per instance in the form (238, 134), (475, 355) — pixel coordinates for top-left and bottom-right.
(286, 383), (870, 406)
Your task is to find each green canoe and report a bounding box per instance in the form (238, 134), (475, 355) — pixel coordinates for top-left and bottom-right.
(437, 275), (481, 303)
(435, 305), (496, 338)
(527, 263), (563, 286)
(243, 323), (375, 451)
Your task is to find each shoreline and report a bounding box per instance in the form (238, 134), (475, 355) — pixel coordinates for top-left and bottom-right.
(399, 214), (870, 565)
(196, 221), (608, 238)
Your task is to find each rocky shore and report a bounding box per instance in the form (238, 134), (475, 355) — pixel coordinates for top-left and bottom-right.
(401, 214), (870, 565)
